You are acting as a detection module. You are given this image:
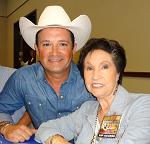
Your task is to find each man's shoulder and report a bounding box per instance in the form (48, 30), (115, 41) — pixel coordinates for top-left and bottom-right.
(71, 62), (79, 72)
(71, 63), (82, 78)
(15, 63), (41, 75)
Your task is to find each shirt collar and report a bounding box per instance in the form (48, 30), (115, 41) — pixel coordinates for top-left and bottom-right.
(35, 61), (77, 84)
(86, 86), (130, 131)
(108, 85), (129, 114)
(64, 61), (78, 84)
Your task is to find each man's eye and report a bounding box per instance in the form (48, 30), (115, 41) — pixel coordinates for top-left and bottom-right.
(59, 43), (68, 47)
(43, 43), (50, 47)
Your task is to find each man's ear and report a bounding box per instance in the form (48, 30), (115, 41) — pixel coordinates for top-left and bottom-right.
(34, 44), (39, 56)
(73, 43), (77, 54)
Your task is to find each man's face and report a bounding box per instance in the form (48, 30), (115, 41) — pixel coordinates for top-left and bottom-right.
(36, 27), (75, 75)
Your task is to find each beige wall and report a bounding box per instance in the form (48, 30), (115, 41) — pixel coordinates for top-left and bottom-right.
(0, 0), (6, 65)
(0, 0), (6, 16)
(123, 77), (150, 93)
(0, 17), (7, 65)
(1, 0), (150, 93)
(6, 0), (27, 16)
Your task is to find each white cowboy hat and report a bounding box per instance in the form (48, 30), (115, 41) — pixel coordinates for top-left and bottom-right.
(19, 5), (91, 51)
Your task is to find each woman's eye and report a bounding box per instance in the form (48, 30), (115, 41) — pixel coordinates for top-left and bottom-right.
(86, 66), (93, 71)
(102, 64), (109, 69)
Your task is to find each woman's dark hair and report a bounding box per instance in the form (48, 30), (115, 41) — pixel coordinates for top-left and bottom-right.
(35, 28), (75, 48)
(77, 38), (126, 84)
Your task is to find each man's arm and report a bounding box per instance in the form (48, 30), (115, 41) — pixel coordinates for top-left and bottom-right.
(0, 113), (13, 122)
(17, 111), (32, 126)
(0, 111), (36, 143)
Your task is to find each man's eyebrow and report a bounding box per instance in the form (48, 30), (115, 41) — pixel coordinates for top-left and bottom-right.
(40, 40), (50, 43)
(58, 40), (70, 43)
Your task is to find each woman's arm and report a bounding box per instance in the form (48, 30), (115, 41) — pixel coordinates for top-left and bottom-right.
(35, 101), (91, 143)
(119, 95), (150, 144)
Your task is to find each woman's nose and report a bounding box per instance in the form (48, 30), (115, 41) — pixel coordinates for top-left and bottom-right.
(92, 70), (102, 80)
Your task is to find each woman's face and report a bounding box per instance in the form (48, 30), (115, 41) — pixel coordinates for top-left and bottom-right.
(84, 49), (119, 101)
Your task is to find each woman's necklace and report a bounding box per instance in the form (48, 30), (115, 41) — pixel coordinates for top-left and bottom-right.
(91, 113), (100, 144)
(91, 85), (119, 144)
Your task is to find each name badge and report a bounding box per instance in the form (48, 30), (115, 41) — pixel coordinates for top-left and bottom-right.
(98, 115), (121, 138)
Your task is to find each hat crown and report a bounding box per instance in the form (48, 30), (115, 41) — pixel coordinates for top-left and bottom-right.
(19, 5), (91, 51)
(38, 6), (71, 26)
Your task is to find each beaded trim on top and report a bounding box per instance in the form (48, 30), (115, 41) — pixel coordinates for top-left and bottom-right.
(91, 112), (101, 144)
(90, 85), (119, 144)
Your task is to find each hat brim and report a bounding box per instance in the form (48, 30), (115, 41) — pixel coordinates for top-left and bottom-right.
(19, 15), (91, 51)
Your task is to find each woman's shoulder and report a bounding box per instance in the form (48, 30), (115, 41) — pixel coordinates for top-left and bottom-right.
(79, 100), (99, 112)
(126, 92), (150, 118)
(129, 91), (150, 103)
(82, 100), (98, 106)
(118, 85), (150, 106)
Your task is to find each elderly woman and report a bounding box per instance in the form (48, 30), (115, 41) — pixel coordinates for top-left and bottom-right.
(35, 38), (150, 144)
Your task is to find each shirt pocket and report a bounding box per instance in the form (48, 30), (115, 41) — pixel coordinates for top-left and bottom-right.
(24, 94), (46, 127)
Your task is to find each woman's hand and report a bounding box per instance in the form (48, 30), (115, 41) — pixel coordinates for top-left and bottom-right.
(45, 134), (70, 144)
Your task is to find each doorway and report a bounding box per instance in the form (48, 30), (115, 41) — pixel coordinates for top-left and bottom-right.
(14, 10), (36, 68)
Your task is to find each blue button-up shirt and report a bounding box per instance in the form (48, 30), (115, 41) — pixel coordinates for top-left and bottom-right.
(0, 62), (94, 128)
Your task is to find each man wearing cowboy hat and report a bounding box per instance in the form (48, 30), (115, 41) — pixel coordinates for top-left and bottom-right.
(0, 5), (95, 143)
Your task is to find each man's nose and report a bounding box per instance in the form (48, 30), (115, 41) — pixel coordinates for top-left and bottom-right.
(51, 45), (59, 55)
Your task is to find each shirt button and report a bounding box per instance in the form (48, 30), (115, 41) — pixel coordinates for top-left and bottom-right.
(76, 106), (79, 109)
(58, 113), (61, 115)
(60, 95), (64, 99)
(39, 103), (42, 106)
(28, 101), (31, 105)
